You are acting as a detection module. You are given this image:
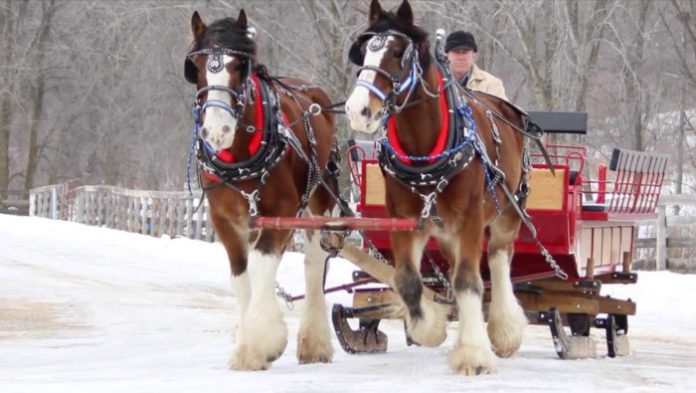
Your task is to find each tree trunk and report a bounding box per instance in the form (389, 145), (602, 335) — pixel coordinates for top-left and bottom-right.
(105, 125), (120, 185)
(24, 74), (46, 190)
(0, 0), (14, 195)
(675, 9), (688, 216)
(23, 0), (57, 190)
(620, 0), (650, 151)
(0, 91), (10, 197)
(573, 0), (610, 113)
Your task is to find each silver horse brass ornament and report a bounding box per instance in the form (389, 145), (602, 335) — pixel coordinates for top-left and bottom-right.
(369, 34), (387, 51)
(207, 53), (224, 73)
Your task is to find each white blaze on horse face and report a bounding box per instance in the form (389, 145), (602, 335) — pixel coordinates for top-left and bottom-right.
(201, 55), (237, 150)
(345, 36), (393, 134)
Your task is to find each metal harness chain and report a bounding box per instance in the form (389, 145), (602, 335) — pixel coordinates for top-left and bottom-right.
(272, 84), (326, 217)
(297, 116), (320, 217)
(275, 282), (295, 310)
(425, 250), (454, 302)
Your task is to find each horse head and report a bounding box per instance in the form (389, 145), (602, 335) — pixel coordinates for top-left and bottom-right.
(345, 0), (430, 134)
(185, 10), (255, 151)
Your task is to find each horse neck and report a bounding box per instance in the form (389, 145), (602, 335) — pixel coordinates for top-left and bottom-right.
(392, 62), (442, 155)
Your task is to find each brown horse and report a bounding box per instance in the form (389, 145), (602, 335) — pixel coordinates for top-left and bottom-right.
(345, 0), (529, 375)
(185, 10), (338, 370)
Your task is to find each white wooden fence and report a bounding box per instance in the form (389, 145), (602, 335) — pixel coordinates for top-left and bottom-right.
(30, 184), (216, 242)
(28, 182), (695, 269)
(635, 194), (696, 271)
(30, 184), (68, 219)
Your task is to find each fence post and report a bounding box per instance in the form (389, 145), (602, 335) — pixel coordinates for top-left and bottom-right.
(76, 190), (83, 223)
(50, 187), (58, 220)
(655, 204), (667, 270)
(29, 192), (36, 217)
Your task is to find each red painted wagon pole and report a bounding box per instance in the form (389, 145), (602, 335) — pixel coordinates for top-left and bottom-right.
(250, 216), (421, 231)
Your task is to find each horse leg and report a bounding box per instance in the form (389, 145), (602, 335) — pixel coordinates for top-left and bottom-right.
(208, 215), (252, 357)
(230, 229), (289, 371)
(486, 212), (527, 358)
(296, 223), (334, 364)
(448, 221), (497, 375)
(392, 231), (447, 347)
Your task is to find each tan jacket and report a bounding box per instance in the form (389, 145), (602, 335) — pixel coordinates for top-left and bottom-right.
(466, 64), (507, 100)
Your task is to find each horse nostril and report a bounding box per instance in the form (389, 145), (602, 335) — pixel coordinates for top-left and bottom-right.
(201, 127), (209, 139)
(222, 125), (231, 134)
(361, 107), (371, 119)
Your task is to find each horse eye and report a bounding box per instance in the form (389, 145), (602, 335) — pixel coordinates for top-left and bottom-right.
(233, 63), (242, 71)
(394, 50), (404, 58)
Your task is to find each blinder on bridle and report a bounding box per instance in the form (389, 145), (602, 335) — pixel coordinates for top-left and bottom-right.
(348, 30), (420, 112)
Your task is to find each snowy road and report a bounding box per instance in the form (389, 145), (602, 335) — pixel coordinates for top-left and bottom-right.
(1, 214), (694, 392)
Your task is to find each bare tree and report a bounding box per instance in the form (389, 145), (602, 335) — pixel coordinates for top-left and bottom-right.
(23, 0), (58, 190)
(0, 0), (693, 194)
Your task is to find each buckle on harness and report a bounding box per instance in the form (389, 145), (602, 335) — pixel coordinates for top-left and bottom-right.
(240, 189), (260, 217)
(419, 192), (436, 219)
(436, 179), (449, 193)
(308, 103), (322, 116)
(417, 192), (444, 229)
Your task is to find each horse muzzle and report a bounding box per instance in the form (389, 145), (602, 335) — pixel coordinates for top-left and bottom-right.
(345, 89), (384, 134)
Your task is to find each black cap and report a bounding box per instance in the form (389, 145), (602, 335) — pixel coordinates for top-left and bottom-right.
(445, 31), (477, 53)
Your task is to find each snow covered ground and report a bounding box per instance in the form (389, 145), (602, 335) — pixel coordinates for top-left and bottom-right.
(1, 214), (695, 392)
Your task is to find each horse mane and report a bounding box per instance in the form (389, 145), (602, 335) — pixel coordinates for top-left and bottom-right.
(354, 10), (431, 71)
(190, 17), (272, 82)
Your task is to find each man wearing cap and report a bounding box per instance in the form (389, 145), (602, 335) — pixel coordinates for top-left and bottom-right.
(445, 31), (507, 100)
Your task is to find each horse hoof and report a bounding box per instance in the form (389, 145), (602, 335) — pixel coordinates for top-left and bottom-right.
(297, 351), (333, 364)
(448, 345), (497, 376)
(297, 337), (334, 364)
(406, 312), (447, 347)
(487, 304), (527, 358)
(267, 350), (284, 363)
(229, 345), (269, 371)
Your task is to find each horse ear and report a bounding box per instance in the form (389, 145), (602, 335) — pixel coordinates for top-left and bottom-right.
(395, 0), (414, 25)
(369, 0), (384, 25)
(191, 11), (206, 40)
(237, 9), (248, 30)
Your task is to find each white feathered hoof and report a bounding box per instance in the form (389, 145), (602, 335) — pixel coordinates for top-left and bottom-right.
(448, 344), (497, 376)
(297, 329), (334, 364)
(487, 302), (528, 358)
(229, 343), (271, 371)
(231, 311), (288, 370)
(405, 304), (448, 347)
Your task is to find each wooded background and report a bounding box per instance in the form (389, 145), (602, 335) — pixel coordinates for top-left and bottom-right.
(1, 0), (694, 195)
